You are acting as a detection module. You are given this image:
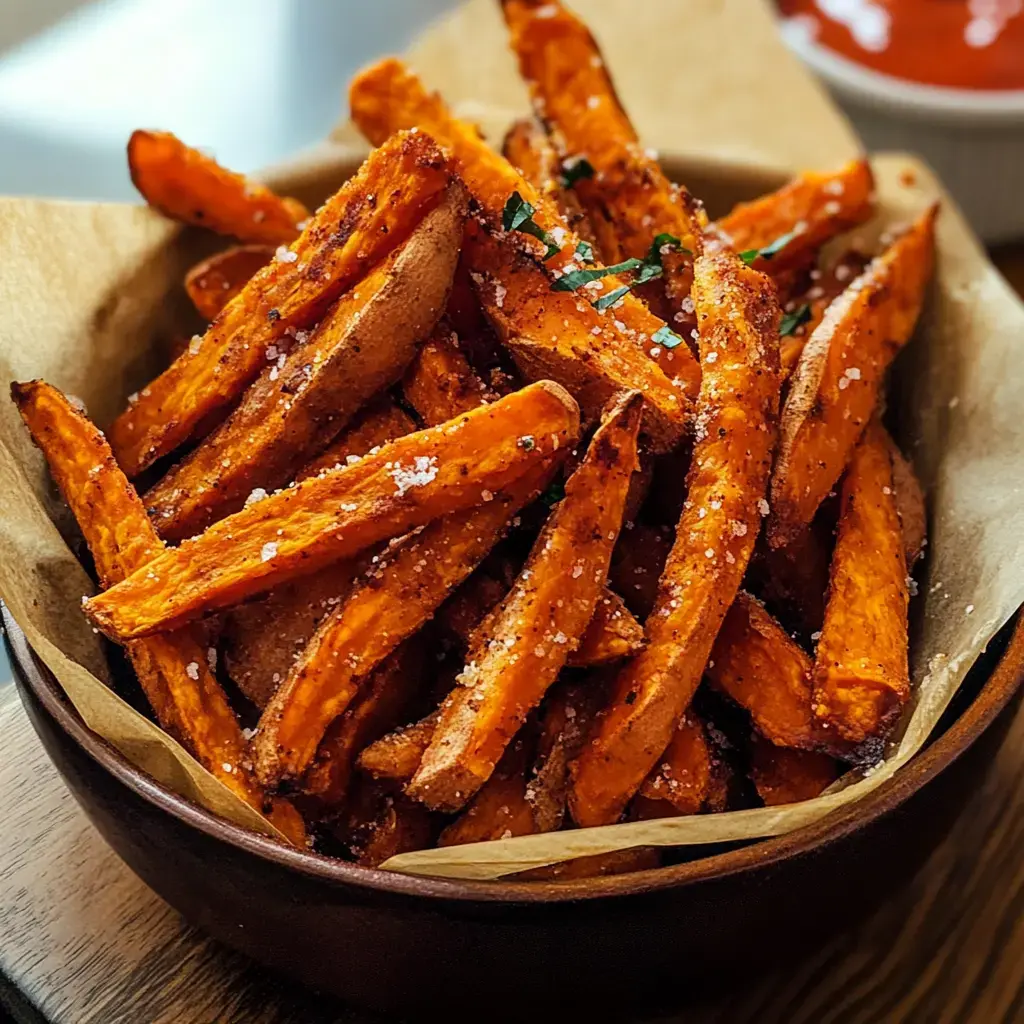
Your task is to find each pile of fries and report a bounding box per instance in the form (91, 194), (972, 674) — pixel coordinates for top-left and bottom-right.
(13, 0), (936, 875)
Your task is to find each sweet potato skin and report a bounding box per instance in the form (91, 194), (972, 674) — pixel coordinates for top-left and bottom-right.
(110, 131), (453, 476)
(87, 381), (580, 641)
(707, 591), (823, 750)
(569, 252), (781, 827)
(500, 0), (702, 317)
(185, 244), (275, 320)
(636, 714), (711, 815)
(128, 129), (309, 245)
(812, 422), (910, 746)
(145, 188), (464, 540)
(11, 380), (304, 844)
(769, 206), (937, 548)
(750, 737), (839, 806)
(408, 391), (643, 812)
(251, 461), (553, 788)
(349, 58), (701, 402)
(716, 160), (875, 275)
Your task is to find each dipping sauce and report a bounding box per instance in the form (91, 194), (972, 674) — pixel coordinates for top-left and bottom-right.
(778, 1), (1024, 91)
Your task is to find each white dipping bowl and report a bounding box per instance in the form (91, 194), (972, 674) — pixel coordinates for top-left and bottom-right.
(781, 30), (1024, 245)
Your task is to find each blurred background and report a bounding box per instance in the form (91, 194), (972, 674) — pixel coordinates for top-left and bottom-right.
(0, 0), (461, 200)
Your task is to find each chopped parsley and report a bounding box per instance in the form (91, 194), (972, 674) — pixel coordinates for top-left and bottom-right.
(575, 239), (595, 263)
(552, 257), (644, 293)
(651, 324), (685, 350)
(592, 285), (632, 311)
(779, 303), (812, 337)
(560, 156), (594, 189)
(502, 191), (560, 259)
(739, 226), (802, 265)
(540, 480), (566, 507)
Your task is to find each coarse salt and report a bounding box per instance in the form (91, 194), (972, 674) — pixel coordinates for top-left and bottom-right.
(391, 455), (439, 496)
(185, 662), (200, 680)
(260, 542), (278, 562)
(275, 245), (298, 263)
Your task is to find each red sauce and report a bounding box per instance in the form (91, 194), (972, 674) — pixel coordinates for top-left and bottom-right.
(778, 1), (1024, 91)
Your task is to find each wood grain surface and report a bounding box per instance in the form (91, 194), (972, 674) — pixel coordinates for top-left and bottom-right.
(2, 247), (1022, 1024)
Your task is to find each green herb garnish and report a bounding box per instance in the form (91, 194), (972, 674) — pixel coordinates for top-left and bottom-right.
(779, 303), (812, 337)
(592, 285), (633, 311)
(552, 257), (643, 292)
(739, 226), (802, 265)
(540, 480), (566, 507)
(651, 324), (685, 350)
(502, 191), (560, 259)
(560, 156), (595, 189)
(575, 239), (595, 263)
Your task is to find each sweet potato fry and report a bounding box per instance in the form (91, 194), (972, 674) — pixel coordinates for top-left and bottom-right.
(298, 639), (426, 816)
(402, 323), (496, 424)
(145, 187), (465, 540)
(349, 58), (702, 403)
(636, 714), (711, 815)
(11, 380), (304, 844)
(87, 381), (580, 641)
(886, 429), (927, 567)
(568, 252), (781, 827)
(185, 244), (275, 320)
(502, 116), (600, 254)
(110, 131), (454, 476)
(571, 589), (645, 667)
(500, 0), (703, 319)
(251, 460), (554, 788)
(750, 737), (839, 806)
(769, 206), (937, 548)
(464, 222), (689, 452)
(338, 780), (436, 866)
(408, 391), (642, 812)
(357, 710), (441, 784)
(716, 160), (875, 275)
(127, 129), (309, 245)
(812, 422), (910, 746)
(706, 591), (824, 750)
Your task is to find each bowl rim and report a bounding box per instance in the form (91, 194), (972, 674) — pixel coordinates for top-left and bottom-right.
(779, 26), (1024, 125)
(7, 603), (1024, 903)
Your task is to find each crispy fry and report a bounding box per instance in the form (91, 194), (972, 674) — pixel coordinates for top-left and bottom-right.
(464, 222), (689, 452)
(569, 252), (781, 827)
(716, 160), (875, 274)
(750, 736), (839, 806)
(110, 131), (454, 476)
(11, 380), (304, 844)
(185, 244), (275, 320)
(251, 460), (554, 788)
(402, 322), (496, 424)
(298, 639), (426, 816)
(409, 391), (642, 812)
(127, 129), (309, 245)
(571, 589), (645, 667)
(812, 422), (910, 746)
(357, 710), (441, 784)
(636, 714), (711, 815)
(502, 116), (600, 254)
(706, 591), (825, 750)
(222, 399), (414, 707)
(145, 188), (465, 540)
(500, 0), (703, 320)
(87, 381), (580, 641)
(349, 58), (702, 405)
(769, 206), (937, 548)
(338, 780), (436, 867)
(886, 429), (927, 567)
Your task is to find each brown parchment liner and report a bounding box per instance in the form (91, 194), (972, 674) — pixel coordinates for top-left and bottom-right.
(1, 0), (1022, 875)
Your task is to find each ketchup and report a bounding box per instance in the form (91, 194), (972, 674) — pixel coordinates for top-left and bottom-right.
(778, 0), (1024, 91)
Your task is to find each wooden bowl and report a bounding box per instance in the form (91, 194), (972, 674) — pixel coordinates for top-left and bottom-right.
(7, 604), (1023, 1014)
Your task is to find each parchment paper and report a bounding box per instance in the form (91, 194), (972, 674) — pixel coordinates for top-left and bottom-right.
(1, 0), (1023, 874)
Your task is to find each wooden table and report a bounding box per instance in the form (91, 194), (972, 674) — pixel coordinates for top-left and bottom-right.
(2, 251), (1024, 1024)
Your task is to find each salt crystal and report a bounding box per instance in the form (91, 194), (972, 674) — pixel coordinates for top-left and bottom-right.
(706, 351), (718, 364)
(758, 498), (770, 516)
(587, 96), (600, 109)
(261, 542), (278, 562)
(185, 662), (200, 680)
(275, 245), (298, 264)
(188, 335), (203, 355)
(965, 604), (975, 616)
(391, 455), (439, 496)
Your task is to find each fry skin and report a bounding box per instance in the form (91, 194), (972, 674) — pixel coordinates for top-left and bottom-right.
(86, 381), (580, 641)
(812, 422), (910, 746)
(750, 736), (839, 807)
(145, 188), (465, 540)
(635, 714), (712, 816)
(185, 244), (275, 320)
(500, 0), (703, 318)
(408, 391), (642, 813)
(715, 160), (875, 274)
(348, 58), (701, 404)
(110, 131), (453, 476)
(128, 129), (309, 245)
(11, 380), (304, 844)
(569, 252), (781, 827)
(707, 591), (824, 750)
(769, 205), (937, 548)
